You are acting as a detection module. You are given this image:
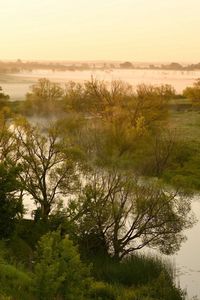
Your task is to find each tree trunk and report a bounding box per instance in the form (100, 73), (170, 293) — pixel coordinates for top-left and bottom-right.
(41, 202), (51, 220)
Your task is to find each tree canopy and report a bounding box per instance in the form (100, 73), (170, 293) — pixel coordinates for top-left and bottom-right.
(68, 169), (194, 260)
(0, 162), (23, 238)
(183, 79), (200, 102)
(14, 119), (78, 220)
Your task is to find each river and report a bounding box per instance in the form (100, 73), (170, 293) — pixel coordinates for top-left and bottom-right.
(2, 69), (200, 299)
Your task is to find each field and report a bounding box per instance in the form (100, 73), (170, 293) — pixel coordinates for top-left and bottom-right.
(169, 98), (200, 140)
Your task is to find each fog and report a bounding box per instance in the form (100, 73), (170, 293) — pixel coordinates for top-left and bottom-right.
(1, 69), (200, 101)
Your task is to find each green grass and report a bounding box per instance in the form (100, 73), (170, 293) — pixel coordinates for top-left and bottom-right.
(0, 261), (34, 300)
(91, 254), (174, 287)
(90, 254), (184, 300)
(168, 98), (200, 141)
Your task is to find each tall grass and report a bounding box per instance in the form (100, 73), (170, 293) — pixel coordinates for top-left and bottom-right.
(0, 242), (34, 300)
(91, 253), (185, 300)
(0, 262), (34, 300)
(92, 253), (174, 286)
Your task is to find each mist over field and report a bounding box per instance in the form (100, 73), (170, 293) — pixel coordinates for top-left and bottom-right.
(1, 68), (200, 101)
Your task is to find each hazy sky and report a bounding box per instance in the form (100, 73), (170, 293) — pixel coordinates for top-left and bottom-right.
(1, 0), (200, 62)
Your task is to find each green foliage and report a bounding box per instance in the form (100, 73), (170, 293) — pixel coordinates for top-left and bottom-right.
(64, 78), (174, 121)
(90, 281), (117, 300)
(0, 87), (9, 109)
(135, 272), (185, 300)
(163, 140), (200, 191)
(13, 219), (50, 249)
(24, 78), (64, 115)
(15, 120), (78, 220)
(90, 277), (184, 300)
(7, 235), (33, 266)
(34, 230), (91, 300)
(90, 255), (184, 300)
(61, 79), (176, 171)
(0, 295), (12, 300)
(0, 256), (33, 300)
(92, 254), (173, 287)
(0, 79), (194, 300)
(183, 79), (200, 102)
(72, 169), (193, 260)
(0, 162), (23, 238)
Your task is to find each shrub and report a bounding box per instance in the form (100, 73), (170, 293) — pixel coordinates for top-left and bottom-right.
(34, 230), (91, 300)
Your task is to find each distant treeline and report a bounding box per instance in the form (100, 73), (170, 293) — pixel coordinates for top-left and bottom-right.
(120, 61), (200, 71)
(1, 59), (200, 73)
(149, 62), (200, 71)
(0, 60), (93, 73)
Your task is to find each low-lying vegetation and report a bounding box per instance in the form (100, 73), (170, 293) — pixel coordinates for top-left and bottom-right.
(0, 78), (199, 299)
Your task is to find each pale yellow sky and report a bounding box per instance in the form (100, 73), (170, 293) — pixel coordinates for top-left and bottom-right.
(1, 0), (200, 62)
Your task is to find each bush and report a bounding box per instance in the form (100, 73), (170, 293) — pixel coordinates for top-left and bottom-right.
(34, 230), (91, 300)
(183, 79), (200, 102)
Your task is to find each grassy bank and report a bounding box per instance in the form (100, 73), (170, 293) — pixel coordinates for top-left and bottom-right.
(0, 238), (185, 300)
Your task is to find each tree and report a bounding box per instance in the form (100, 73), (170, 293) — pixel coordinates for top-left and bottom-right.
(183, 79), (200, 102)
(0, 87), (9, 109)
(29, 78), (63, 102)
(135, 129), (177, 177)
(0, 162), (23, 238)
(120, 61), (134, 69)
(70, 169), (194, 260)
(0, 112), (18, 162)
(34, 231), (91, 300)
(64, 78), (133, 117)
(15, 120), (78, 220)
(131, 84), (175, 128)
(0, 113), (23, 238)
(63, 79), (175, 170)
(25, 78), (64, 115)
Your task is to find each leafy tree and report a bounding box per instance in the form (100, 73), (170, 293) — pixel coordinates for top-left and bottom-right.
(29, 78), (63, 101)
(0, 113), (23, 239)
(64, 78), (174, 124)
(0, 162), (23, 238)
(34, 230), (91, 300)
(133, 129), (178, 177)
(63, 79), (175, 169)
(25, 78), (64, 115)
(15, 119), (78, 220)
(163, 140), (200, 191)
(132, 83), (175, 128)
(183, 79), (200, 102)
(64, 78), (131, 116)
(120, 61), (134, 69)
(70, 169), (194, 260)
(0, 112), (18, 162)
(0, 87), (9, 109)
